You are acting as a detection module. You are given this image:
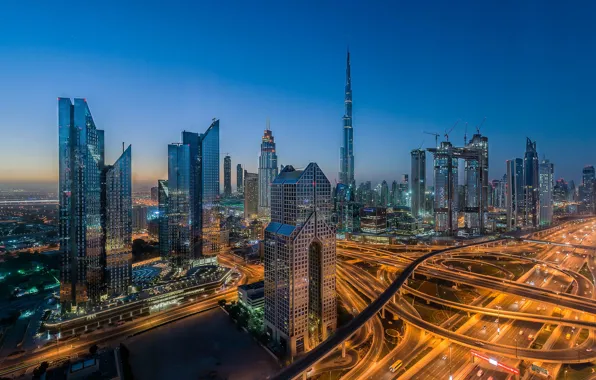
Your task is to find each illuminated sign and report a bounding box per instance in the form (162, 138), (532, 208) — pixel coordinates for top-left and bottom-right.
(470, 351), (519, 375)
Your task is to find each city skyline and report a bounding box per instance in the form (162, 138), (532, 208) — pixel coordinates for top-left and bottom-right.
(1, 2), (596, 186)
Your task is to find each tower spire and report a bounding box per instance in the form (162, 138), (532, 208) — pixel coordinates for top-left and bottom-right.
(339, 48), (354, 187)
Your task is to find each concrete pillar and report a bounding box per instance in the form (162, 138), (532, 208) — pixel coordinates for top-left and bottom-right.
(72, 329), (75, 335)
(85, 325), (88, 331)
(97, 322), (100, 327)
(130, 312), (133, 317)
(120, 315), (123, 320)
(108, 318), (111, 324)
(302, 372), (307, 380)
(381, 306), (385, 319)
(342, 341), (346, 358)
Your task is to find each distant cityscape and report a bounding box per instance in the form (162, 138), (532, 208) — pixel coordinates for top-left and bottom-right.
(1, 32), (596, 380)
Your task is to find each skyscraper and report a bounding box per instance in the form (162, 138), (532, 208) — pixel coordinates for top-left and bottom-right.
(539, 159), (554, 226)
(258, 124), (278, 216)
(244, 171), (259, 219)
(429, 141), (459, 235)
(339, 50), (355, 187)
(264, 163), (336, 356)
(380, 180), (389, 206)
(182, 130), (201, 258)
(463, 133), (489, 233)
(59, 98), (132, 311)
(523, 138), (539, 227)
(506, 158), (524, 229)
(581, 165), (595, 213)
(223, 155), (232, 198)
(167, 143), (192, 267)
(157, 180), (169, 258)
(236, 164), (243, 194)
(410, 149), (426, 218)
(103, 146), (132, 297)
(150, 186), (158, 203)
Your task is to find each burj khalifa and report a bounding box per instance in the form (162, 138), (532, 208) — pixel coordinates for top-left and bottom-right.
(339, 50), (354, 187)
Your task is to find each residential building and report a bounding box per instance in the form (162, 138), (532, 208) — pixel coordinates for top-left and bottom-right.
(428, 141), (459, 235)
(244, 171), (259, 219)
(223, 155), (232, 198)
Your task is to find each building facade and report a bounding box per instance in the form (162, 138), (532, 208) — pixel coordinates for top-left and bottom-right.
(264, 163), (336, 357)
(339, 50), (355, 187)
(463, 133), (489, 233)
(223, 155), (232, 198)
(410, 149), (426, 218)
(506, 158), (524, 229)
(59, 98), (132, 312)
(523, 138), (539, 227)
(244, 171), (259, 219)
(167, 143), (192, 267)
(236, 164), (243, 194)
(103, 146), (132, 296)
(157, 180), (169, 257)
(258, 125), (278, 216)
(429, 141), (459, 235)
(539, 159), (554, 226)
(580, 165), (595, 214)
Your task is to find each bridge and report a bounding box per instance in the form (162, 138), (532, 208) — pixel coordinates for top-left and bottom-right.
(521, 238), (596, 251)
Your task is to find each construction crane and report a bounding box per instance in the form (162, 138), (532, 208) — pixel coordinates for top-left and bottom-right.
(444, 119), (460, 142)
(475, 117), (486, 134)
(424, 131), (440, 147)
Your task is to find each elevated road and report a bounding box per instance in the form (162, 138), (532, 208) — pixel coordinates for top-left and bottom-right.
(522, 238), (596, 251)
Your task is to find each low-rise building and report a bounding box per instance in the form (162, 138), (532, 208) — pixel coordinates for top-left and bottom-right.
(237, 280), (264, 311)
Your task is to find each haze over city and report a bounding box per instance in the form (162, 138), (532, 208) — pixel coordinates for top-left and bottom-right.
(1, 1), (595, 187)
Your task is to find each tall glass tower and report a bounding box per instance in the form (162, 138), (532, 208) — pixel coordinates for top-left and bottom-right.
(236, 164), (243, 194)
(539, 159), (554, 226)
(431, 142), (459, 235)
(339, 50), (355, 187)
(223, 155), (232, 198)
(167, 143), (192, 267)
(103, 145), (132, 297)
(59, 98), (104, 311)
(523, 138), (539, 227)
(157, 179), (169, 258)
(410, 149), (426, 218)
(200, 119), (221, 256)
(258, 123), (278, 216)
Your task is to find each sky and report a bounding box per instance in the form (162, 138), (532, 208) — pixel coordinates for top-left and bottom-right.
(1, 0), (595, 189)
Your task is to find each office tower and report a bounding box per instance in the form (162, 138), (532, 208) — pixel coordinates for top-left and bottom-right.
(410, 149), (426, 218)
(333, 183), (359, 233)
(491, 176), (506, 209)
(223, 155), (232, 198)
(581, 165), (596, 213)
(244, 171), (259, 219)
(553, 179), (569, 203)
(237, 164), (243, 194)
(132, 205), (148, 231)
(463, 133), (489, 233)
(390, 181), (398, 206)
(428, 141), (458, 235)
(103, 146), (132, 297)
(523, 138), (539, 227)
(539, 159), (554, 225)
(59, 98), (132, 311)
(399, 176), (410, 208)
(181, 120), (221, 258)
(506, 158), (524, 229)
(150, 186), (158, 203)
(258, 124), (278, 216)
(167, 144), (192, 267)
(380, 180), (389, 206)
(157, 180), (169, 257)
(264, 163), (336, 356)
(339, 50), (355, 187)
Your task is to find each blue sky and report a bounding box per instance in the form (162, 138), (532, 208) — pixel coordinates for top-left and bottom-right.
(1, 0), (595, 187)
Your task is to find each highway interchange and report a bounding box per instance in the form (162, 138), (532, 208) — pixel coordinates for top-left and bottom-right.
(1, 219), (595, 379)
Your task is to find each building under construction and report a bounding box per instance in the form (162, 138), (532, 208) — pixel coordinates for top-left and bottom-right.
(427, 129), (489, 236)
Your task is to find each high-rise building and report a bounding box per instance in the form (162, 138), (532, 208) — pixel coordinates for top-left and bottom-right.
(410, 149), (426, 218)
(103, 146), (132, 297)
(236, 164), (243, 194)
(523, 138), (539, 227)
(580, 165), (595, 213)
(539, 159), (554, 226)
(167, 143), (192, 267)
(258, 124), (278, 216)
(223, 155), (232, 198)
(490, 176), (506, 210)
(506, 158), (524, 229)
(150, 186), (158, 203)
(59, 98), (132, 312)
(157, 180), (169, 258)
(180, 120), (221, 258)
(380, 180), (389, 206)
(339, 50), (355, 187)
(244, 171), (259, 219)
(429, 141), (459, 235)
(132, 205), (148, 231)
(463, 133), (489, 233)
(264, 163), (336, 356)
